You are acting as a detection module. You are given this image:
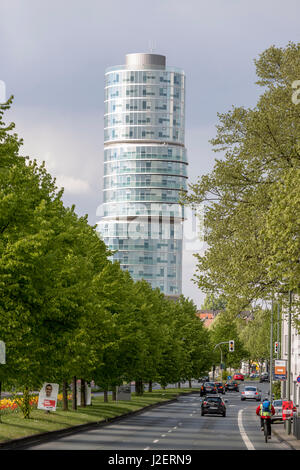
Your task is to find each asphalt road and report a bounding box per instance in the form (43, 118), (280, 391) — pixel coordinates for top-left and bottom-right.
(23, 380), (291, 451)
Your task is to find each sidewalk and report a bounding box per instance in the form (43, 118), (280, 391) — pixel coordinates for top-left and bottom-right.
(272, 422), (300, 450)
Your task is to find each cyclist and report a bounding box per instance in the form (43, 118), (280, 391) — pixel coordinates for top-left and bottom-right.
(256, 397), (275, 439)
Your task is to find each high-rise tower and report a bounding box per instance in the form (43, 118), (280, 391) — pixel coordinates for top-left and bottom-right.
(98, 53), (187, 297)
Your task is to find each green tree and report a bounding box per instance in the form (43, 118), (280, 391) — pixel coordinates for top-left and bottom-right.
(182, 42), (300, 316)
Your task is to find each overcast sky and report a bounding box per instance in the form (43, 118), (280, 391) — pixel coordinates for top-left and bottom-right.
(1, 0), (299, 307)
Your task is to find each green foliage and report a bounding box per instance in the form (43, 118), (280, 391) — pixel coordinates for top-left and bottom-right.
(272, 381), (281, 400)
(201, 292), (227, 311)
(0, 98), (216, 396)
(183, 41), (300, 331)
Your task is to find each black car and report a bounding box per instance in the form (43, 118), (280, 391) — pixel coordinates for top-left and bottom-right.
(259, 373), (269, 383)
(200, 382), (218, 396)
(201, 395), (226, 417)
(225, 381), (239, 392)
(214, 382), (225, 394)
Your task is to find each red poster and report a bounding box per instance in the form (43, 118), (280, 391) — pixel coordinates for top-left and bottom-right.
(282, 400), (293, 420)
(43, 399), (55, 408)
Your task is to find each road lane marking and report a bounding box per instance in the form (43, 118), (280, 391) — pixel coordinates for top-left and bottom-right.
(153, 440), (159, 443)
(238, 409), (255, 450)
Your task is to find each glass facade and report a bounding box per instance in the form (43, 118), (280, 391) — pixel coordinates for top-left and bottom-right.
(98, 54), (187, 296)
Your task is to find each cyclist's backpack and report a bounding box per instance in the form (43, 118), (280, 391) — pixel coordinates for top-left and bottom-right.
(262, 400), (270, 412)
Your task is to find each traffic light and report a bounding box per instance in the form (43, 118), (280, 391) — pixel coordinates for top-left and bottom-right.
(274, 342), (280, 354)
(229, 340), (235, 352)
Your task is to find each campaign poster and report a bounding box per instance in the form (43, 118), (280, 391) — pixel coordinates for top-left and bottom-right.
(37, 383), (59, 411)
(282, 400), (293, 420)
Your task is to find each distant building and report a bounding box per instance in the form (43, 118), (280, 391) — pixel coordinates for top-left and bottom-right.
(196, 310), (221, 328)
(98, 52), (188, 298)
(196, 309), (253, 328)
(281, 309), (300, 407)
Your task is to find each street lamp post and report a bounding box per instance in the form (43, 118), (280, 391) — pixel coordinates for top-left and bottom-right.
(214, 341), (233, 379)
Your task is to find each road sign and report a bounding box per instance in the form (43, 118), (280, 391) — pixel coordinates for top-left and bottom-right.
(227, 376), (232, 380)
(297, 376), (300, 384)
(0, 341), (5, 364)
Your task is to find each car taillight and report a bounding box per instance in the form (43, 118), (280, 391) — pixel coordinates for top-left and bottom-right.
(242, 392), (245, 394)
(203, 401), (207, 405)
(255, 392), (258, 395)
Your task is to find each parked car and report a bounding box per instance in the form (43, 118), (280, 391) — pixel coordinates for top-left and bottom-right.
(200, 382), (218, 396)
(225, 381), (239, 392)
(214, 382), (225, 394)
(233, 373), (244, 381)
(259, 373), (269, 383)
(201, 395), (227, 417)
(241, 386), (261, 401)
(249, 373), (259, 379)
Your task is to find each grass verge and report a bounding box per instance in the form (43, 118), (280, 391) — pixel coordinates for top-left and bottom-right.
(0, 387), (196, 443)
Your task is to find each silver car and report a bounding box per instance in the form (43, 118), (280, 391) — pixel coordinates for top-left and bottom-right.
(241, 386), (261, 401)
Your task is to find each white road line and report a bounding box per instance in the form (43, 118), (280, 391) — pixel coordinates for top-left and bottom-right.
(153, 439), (159, 443)
(238, 409), (255, 450)
(161, 434), (166, 437)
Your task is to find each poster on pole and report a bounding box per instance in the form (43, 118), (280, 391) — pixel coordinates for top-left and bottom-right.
(116, 384), (131, 401)
(282, 400), (293, 420)
(37, 383), (59, 411)
(274, 359), (287, 380)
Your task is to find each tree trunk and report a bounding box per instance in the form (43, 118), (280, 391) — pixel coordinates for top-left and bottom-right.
(112, 388), (116, 401)
(135, 380), (143, 395)
(23, 386), (30, 419)
(80, 379), (86, 407)
(62, 380), (68, 411)
(189, 380), (192, 388)
(178, 382), (181, 389)
(148, 381), (152, 392)
(104, 390), (108, 402)
(72, 376), (77, 410)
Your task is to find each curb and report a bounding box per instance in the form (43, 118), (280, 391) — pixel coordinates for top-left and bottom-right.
(272, 428), (299, 451)
(0, 391), (195, 450)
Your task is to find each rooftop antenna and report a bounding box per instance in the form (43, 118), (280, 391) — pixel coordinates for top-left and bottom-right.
(148, 40), (156, 54)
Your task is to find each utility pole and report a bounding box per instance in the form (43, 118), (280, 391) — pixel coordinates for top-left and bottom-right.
(270, 299), (273, 404)
(286, 290), (292, 435)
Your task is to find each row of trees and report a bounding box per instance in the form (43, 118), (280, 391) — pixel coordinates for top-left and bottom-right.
(0, 98), (214, 416)
(183, 42), (300, 329)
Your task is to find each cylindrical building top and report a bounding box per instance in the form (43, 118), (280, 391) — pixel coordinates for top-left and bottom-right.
(125, 53), (166, 69)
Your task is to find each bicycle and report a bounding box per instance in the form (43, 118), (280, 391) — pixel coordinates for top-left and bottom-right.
(262, 419), (272, 443)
